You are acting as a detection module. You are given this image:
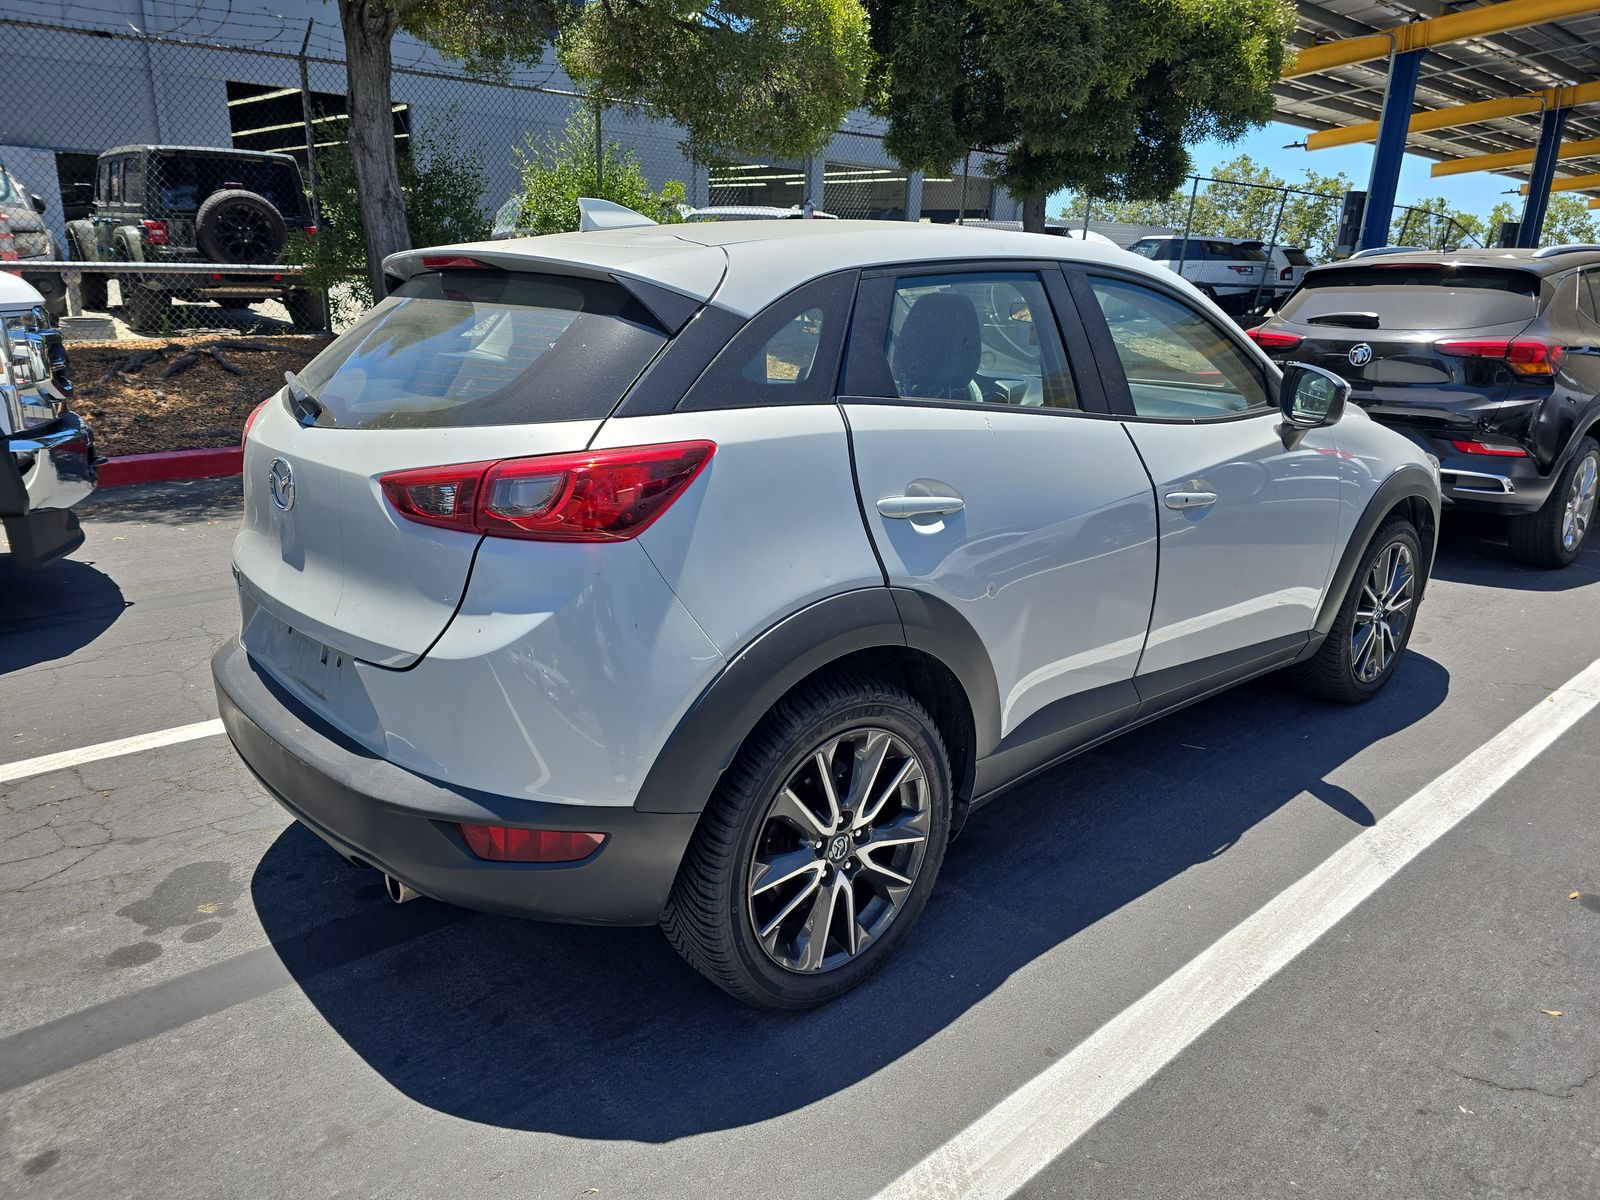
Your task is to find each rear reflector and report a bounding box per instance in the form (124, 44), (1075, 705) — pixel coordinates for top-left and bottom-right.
(1435, 337), (1564, 376)
(457, 824), (605, 863)
(1450, 439), (1528, 457)
(419, 255), (490, 270)
(1246, 327), (1301, 351)
(380, 441), (715, 542)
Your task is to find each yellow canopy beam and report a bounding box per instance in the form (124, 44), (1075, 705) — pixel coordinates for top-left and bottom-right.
(1588, 197), (1600, 207)
(1518, 171), (1600, 193)
(1287, 0), (1600, 80)
(1432, 136), (1600, 177)
(1307, 82), (1600, 150)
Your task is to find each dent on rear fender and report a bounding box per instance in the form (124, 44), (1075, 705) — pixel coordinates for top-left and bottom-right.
(350, 538), (726, 807)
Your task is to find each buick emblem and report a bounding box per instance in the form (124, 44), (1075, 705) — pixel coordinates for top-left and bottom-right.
(1348, 343), (1373, 367)
(267, 457), (295, 511)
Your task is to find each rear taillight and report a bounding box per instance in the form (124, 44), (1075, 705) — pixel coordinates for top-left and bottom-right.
(141, 219), (168, 245)
(457, 824), (604, 863)
(302, 225), (317, 238)
(1449, 439), (1529, 457)
(242, 398), (270, 445)
(1280, 266), (1293, 280)
(380, 441), (715, 542)
(1246, 327), (1301, 351)
(1435, 338), (1564, 376)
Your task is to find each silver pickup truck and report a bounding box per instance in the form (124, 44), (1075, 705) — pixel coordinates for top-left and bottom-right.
(1, 273), (96, 569)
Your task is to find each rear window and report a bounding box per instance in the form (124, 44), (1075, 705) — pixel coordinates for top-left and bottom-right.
(1282, 248), (1313, 266)
(294, 270), (668, 429)
(149, 154), (306, 218)
(1129, 239), (1172, 259)
(1278, 264), (1541, 331)
(1220, 242), (1267, 262)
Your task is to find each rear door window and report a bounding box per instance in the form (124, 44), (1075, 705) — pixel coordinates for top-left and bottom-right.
(882, 271), (1079, 408)
(1279, 264), (1540, 330)
(294, 270), (668, 428)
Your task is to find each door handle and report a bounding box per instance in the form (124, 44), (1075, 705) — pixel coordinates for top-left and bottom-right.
(1164, 491), (1218, 510)
(878, 494), (965, 519)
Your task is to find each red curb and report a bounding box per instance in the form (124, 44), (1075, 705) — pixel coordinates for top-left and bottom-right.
(98, 446), (243, 487)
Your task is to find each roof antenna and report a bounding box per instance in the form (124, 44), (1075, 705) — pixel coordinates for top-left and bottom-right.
(577, 198), (658, 232)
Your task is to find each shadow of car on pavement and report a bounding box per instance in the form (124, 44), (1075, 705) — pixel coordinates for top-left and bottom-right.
(0, 554), (128, 673)
(250, 651), (1449, 1140)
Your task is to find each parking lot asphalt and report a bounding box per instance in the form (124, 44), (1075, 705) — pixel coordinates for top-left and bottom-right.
(2, 480), (1598, 1199)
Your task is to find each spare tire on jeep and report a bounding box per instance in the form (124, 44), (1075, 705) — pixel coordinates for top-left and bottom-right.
(194, 189), (286, 264)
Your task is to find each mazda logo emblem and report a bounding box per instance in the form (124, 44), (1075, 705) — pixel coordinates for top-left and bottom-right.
(268, 457), (295, 511)
(1348, 343), (1373, 367)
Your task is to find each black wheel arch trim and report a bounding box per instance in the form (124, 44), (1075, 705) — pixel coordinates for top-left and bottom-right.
(632, 587), (1000, 815)
(1313, 464), (1440, 641)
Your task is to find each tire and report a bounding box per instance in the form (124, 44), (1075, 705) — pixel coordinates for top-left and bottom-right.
(1289, 514), (1422, 704)
(1508, 437), (1599, 569)
(66, 223), (108, 311)
(283, 289), (328, 332)
(663, 673), (953, 1009)
(112, 233), (168, 333)
(195, 189), (286, 264)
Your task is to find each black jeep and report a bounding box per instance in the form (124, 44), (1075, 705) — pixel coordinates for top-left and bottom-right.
(64, 146), (325, 332)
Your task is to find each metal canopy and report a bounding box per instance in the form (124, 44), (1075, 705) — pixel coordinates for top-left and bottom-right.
(1281, 1), (1600, 193)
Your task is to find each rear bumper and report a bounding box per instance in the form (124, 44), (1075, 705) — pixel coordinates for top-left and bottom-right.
(2, 415), (96, 567)
(212, 637), (699, 926)
(1375, 422), (1553, 513)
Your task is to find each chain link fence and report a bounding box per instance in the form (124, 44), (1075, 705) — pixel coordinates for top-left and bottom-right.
(2, 13), (1008, 346)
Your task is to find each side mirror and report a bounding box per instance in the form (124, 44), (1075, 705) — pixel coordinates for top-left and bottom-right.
(1279, 361), (1349, 428)
(29, 193), (46, 215)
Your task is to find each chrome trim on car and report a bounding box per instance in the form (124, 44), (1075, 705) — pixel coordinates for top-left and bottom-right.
(1439, 468), (1516, 494)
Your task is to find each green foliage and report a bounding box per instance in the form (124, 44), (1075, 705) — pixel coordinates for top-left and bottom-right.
(1473, 194), (1600, 246)
(869, 0), (1297, 206)
(287, 124), (491, 314)
(559, 0), (872, 161)
(509, 107), (687, 235)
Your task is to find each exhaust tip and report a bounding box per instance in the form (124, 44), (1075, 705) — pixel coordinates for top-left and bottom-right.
(384, 873), (421, 904)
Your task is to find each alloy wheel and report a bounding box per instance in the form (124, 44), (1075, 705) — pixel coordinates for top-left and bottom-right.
(746, 728), (931, 974)
(1562, 452), (1598, 552)
(1351, 540), (1415, 684)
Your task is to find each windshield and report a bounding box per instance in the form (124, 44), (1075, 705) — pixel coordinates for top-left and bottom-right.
(150, 155), (306, 218)
(0, 167), (15, 204)
(294, 270), (668, 429)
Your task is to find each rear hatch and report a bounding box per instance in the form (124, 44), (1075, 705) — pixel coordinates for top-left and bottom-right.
(1271, 262), (1542, 427)
(233, 266), (673, 669)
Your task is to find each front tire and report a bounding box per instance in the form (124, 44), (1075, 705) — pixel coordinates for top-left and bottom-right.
(1290, 515), (1422, 704)
(1509, 437), (1598, 569)
(663, 673), (952, 1009)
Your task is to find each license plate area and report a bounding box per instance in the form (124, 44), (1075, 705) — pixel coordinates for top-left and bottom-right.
(251, 610), (345, 701)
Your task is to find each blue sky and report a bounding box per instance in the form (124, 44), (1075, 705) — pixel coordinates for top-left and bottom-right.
(1050, 120), (1524, 224)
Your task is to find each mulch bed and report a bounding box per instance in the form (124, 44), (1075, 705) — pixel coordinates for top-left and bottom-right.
(66, 335), (332, 458)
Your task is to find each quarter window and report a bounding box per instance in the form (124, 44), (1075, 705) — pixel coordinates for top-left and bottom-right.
(884, 272), (1078, 408)
(1088, 276), (1270, 418)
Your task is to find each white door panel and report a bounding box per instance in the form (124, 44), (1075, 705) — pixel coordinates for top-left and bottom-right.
(1124, 414), (1342, 674)
(845, 403), (1158, 737)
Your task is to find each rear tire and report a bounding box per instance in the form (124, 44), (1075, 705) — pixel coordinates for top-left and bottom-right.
(1508, 437), (1598, 569)
(663, 673), (952, 1009)
(283, 289), (328, 332)
(1289, 515), (1422, 704)
(67, 223), (108, 311)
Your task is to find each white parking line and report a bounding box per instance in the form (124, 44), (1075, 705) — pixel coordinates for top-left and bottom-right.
(0, 719), (226, 784)
(873, 655), (1600, 1200)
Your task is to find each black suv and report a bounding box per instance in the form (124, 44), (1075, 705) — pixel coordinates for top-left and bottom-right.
(1248, 246), (1600, 568)
(64, 146), (325, 332)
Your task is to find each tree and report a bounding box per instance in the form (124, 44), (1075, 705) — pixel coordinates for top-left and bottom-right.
(337, 0), (870, 296)
(1059, 154), (1356, 259)
(869, 0), (1296, 231)
(1479, 194), (1600, 246)
(288, 124), (491, 319)
(558, 0), (872, 162)
(511, 108), (688, 234)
